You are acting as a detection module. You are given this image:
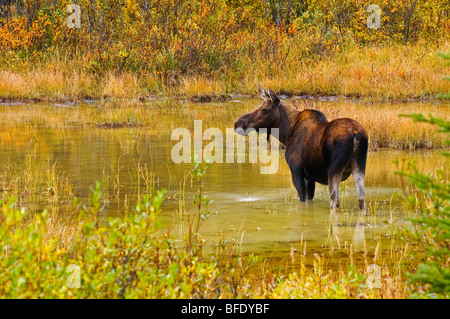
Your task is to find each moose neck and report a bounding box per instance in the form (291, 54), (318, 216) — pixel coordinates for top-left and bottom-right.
(277, 101), (299, 145)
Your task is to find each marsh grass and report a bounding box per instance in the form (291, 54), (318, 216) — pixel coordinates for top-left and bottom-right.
(0, 156), (415, 298)
(0, 151), (76, 214)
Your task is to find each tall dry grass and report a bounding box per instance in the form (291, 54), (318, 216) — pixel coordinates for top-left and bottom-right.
(0, 68), (95, 101)
(0, 42), (448, 102)
(256, 43), (450, 99)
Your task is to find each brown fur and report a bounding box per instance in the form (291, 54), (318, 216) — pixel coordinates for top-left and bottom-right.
(234, 85), (368, 210)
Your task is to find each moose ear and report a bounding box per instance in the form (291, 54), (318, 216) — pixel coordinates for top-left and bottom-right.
(257, 84), (268, 101)
(268, 89), (280, 106)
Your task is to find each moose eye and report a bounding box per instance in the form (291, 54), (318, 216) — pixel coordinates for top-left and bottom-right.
(261, 108), (269, 114)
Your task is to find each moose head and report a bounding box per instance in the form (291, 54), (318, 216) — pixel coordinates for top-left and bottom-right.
(234, 84), (282, 138)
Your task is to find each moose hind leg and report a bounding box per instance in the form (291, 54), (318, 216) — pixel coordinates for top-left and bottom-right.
(328, 174), (341, 209)
(352, 166), (366, 210)
(327, 158), (348, 209)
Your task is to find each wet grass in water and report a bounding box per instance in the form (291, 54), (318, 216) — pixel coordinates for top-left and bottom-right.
(0, 158), (415, 298)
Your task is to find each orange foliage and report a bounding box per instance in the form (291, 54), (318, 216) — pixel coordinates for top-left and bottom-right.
(0, 16), (52, 49)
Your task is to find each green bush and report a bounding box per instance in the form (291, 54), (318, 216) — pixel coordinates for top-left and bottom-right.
(0, 162), (256, 298)
(398, 55), (450, 298)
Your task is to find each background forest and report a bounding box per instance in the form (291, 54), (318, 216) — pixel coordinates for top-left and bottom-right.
(0, 0), (448, 100)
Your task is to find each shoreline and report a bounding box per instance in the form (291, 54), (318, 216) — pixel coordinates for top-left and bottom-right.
(0, 92), (445, 105)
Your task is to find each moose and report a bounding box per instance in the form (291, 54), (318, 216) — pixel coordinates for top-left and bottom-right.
(234, 85), (368, 210)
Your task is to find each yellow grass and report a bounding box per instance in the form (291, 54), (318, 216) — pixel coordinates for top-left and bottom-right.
(248, 43), (450, 99)
(0, 43), (448, 102)
(0, 68), (95, 101)
(179, 76), (225, 97)
(102, 72), (141, 99)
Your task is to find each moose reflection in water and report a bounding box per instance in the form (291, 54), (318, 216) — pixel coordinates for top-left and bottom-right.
(234, 85), (369, 210)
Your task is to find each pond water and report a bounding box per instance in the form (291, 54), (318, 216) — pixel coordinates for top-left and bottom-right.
(0, 98), (447, 268)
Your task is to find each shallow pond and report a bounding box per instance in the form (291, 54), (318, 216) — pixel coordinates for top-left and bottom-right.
(0, 98), (448, 268)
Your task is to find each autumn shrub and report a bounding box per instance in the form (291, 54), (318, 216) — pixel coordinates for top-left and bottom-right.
(0, 1), (448, 76)
(0, 1), (448, 100)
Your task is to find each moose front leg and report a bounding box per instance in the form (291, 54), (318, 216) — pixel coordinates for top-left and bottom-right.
(293, 174), (306, 202)
(288, 163), (307, 202)
(306, 179), (315, 200)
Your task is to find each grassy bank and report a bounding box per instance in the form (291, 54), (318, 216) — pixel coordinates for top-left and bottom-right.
(0, 42), (449, 102)
(291, 99), (449, 150)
